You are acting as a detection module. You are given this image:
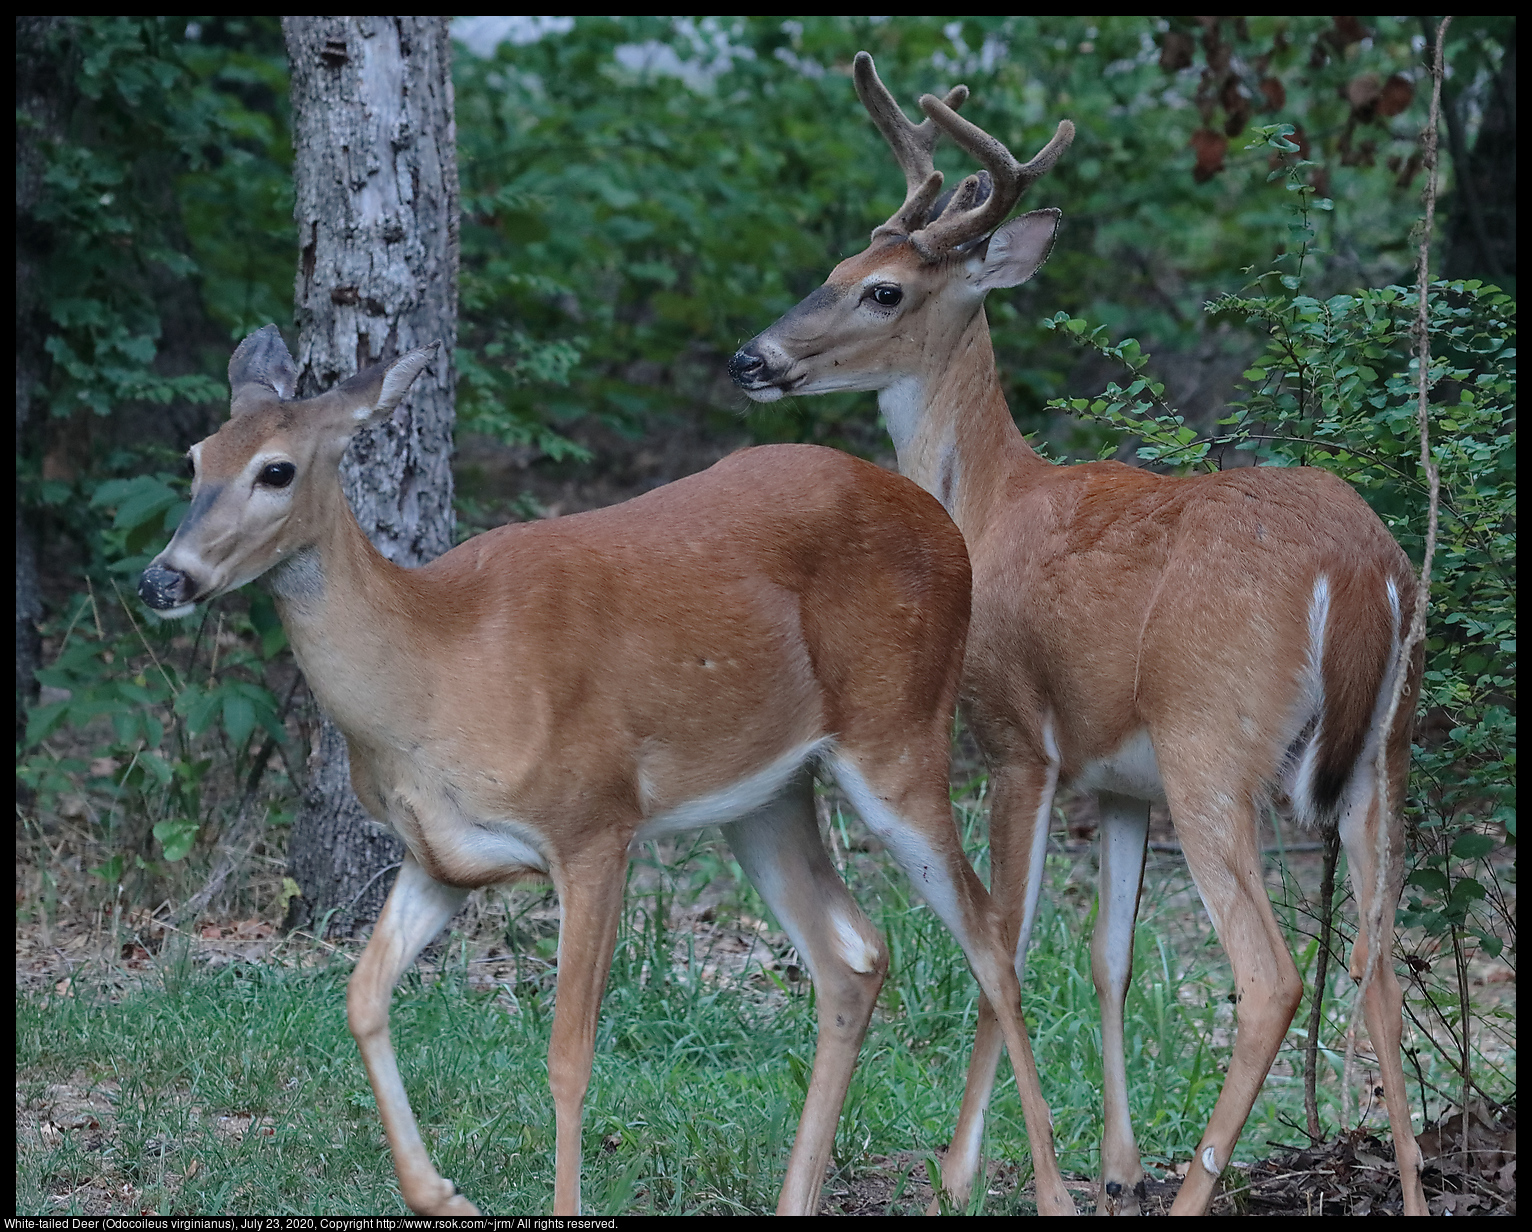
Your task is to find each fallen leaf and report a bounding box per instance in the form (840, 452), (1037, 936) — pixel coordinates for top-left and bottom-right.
(1190, 129), (1228, 182)
(1494, 1157), (1516, 1193)
(1377, 74), (1414, 118)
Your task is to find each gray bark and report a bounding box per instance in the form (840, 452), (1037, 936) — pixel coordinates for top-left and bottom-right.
(16, 17), (69, 731)
(1443, 39), (1515, 283)
(280, 16), (459, 937)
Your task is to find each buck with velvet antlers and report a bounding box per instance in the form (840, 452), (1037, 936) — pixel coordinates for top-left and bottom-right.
(137, 325), (1079, 1215)
(732, 52), (1427, 1217)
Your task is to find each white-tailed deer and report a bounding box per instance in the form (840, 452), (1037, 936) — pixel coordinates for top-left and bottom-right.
(138, 325), (1080, 1215)
(731, 52), (1426, 1217)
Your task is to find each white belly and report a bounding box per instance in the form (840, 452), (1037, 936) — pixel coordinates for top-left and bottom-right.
(631, 737), (829, 844)
(1071, 729), (1167, 804)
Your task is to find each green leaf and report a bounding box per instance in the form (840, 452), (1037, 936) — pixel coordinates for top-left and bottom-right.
(222, 691), (256, 749)
(1407, 868), (1449, 895)
(1448, 877), (1487, 905)
(1471, 932), (1503, 959)
(1450, 832), (1497, 860)
(24, 700), (71, 748)
(139, 750), (174, 786)
(175, 682), (222, 736)
(152, 817), (199, 863)
(93, 474), (183, 531)
(246, 588), (288, 659)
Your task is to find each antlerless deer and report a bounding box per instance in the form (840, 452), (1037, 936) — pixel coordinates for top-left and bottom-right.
(137, 325), (1076, 1215)
(732, 51), (1427, 1218)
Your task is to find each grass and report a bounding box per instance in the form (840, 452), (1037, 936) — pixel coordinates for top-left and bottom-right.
(15, 792), (1513, 1215)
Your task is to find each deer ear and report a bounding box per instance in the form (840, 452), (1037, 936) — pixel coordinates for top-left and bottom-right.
(369, 343), (439, 423)
(229, 325), (298, 410)
(326, 342), (441, 428)
(970, 209), (1062, 292)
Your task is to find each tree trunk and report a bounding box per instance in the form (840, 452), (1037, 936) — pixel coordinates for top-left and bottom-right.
(281, 16), (459, 937)
(15, 17), (70, 734)
(1431, 22), (1516, 283)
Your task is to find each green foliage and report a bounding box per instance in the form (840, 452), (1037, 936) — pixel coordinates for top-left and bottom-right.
(17, 18), (297, 894)
(23, 18), (287, 425)
(174, 19), (296, 341)
(450, 17), (1461, 457)
(19, 17), (293, 606)
(20, 469), (290, 890)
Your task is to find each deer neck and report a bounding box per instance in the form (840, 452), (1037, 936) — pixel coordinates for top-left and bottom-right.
(265, 484), (423, 740)
(877, 307), (1045, 538)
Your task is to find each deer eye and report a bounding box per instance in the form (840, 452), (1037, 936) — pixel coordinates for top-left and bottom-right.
(869, 284), (903, 307)
(258, 461), (296, 488)
(184, 453), (196, 480)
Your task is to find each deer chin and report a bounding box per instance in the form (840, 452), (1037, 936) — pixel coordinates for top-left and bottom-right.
(151, 602), (199, 621)
(741, 384), (785, 403)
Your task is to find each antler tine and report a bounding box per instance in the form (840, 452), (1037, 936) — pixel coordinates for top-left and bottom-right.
(852, 51), (968, 241)
(911, 95), (1075, 259)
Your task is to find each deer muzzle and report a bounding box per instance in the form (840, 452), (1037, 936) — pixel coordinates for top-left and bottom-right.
(137, 563), (198, 617)
(728, 340), (790, 402)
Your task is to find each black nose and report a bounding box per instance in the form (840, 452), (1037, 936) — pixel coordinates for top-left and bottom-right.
(138, 563), (191, 610)
(728, 347), (766, 386)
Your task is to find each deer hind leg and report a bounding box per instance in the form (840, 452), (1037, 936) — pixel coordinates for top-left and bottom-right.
(1159, 769), (1303, 1215)
(546, 841), (630, 1216)
(828, 749), (1077, 1216)
(723, 770), (887, 1217)
(1092, 792), (1150, 1216)
(1337, 769), (1428, 1216)
(347, 855), (476, 1216)
(932, 757), (1058, 1214)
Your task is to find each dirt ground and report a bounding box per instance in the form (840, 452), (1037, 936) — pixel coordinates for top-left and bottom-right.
(815, 1108), (1517, 1215)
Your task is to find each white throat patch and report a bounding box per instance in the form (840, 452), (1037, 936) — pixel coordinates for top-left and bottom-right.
(877, 376), (927, 460)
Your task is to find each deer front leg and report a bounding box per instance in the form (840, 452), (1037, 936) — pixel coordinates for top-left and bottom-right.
(547, 845), (629, 1216)
(347, 855), (475, 1215)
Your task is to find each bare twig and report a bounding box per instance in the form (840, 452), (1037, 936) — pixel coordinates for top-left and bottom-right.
(1356, 12), (1450, 1123)
(48, 590), (92, 664)
(1341, 1020), (1357, 1131)
(1450, 917), (1473, 1169)
(1305, 826), (1342, 1142)
(108, 578), (179, 697)
(1399, 991), (1504, 1109)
